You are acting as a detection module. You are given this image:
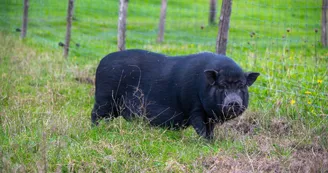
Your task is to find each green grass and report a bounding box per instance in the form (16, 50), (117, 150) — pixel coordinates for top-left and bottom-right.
(1, 0), (327, 172)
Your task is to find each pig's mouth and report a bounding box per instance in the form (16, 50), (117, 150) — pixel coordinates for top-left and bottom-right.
(220, 93), (245, 120)
(221, 100), (245, 120)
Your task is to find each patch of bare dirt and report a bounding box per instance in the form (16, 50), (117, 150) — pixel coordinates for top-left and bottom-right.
(209, 114), (328, 172)
(219, 113), (292, 137)
(288, 148), (328, 173)
(218, 113), (260, 136)
(269, 117), (291, 136)
(253, 135), (275, 154)
(203, 136), (328, 173)
(203, 153), (284, 173)
(203, 147), (328, 173)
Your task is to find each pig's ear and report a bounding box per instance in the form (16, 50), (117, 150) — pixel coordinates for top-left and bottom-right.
(204, 69), (219, 85)
(245, 72), (260, 86)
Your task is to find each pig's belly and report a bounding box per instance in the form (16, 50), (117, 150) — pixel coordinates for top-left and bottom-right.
(145, 104), (187, 129)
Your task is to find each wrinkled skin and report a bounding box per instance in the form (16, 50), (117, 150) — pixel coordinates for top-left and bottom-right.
(92, 49), (260, 140)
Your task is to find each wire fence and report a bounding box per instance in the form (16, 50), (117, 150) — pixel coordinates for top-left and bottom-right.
(0, 0), (327, 117)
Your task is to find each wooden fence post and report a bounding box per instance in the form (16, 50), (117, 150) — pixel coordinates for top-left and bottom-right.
(118, 0), (128, 51)
(322, 0), (328, 47)
(216, 0), (232, 55)
(21, 0), (29, 38)
(209, 0), (217, 25)
(64, 0), (74, 58)
(157, 0), (167, 43)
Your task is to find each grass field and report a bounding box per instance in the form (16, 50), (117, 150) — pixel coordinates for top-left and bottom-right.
(1, 0), (328, 172)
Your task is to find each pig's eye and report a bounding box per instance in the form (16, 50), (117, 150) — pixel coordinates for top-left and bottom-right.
(218, 82), (227, 89)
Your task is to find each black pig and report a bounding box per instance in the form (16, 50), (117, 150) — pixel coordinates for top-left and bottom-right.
(91, 49), (260, 139)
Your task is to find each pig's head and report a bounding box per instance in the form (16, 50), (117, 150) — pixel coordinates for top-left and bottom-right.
(202, 67), (260, 122)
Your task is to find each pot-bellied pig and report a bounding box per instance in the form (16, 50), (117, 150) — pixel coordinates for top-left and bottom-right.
(91, 49), (260, 139)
